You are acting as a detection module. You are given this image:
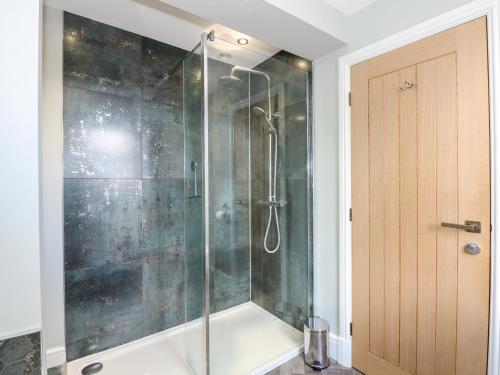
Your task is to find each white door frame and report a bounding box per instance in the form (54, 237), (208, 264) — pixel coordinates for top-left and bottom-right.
(337, 0), (500, 372)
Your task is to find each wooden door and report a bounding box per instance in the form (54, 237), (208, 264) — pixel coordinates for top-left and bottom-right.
(351, 17), (490, 375)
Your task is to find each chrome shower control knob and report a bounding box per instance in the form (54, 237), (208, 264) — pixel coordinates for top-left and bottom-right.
(465, 243), (481, 255)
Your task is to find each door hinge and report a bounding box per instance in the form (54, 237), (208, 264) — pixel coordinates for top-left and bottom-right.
(350, 322), (353, 336)
(349, 208), (352, 222)
(348, 92), (352, 106)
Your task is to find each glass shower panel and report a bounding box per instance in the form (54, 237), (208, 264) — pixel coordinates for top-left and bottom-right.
(205, 37), (311, 374)
(205, 38), (253, 375)
(207, 44), (252, 316)
(183, 43), (206, 375)
(250, 54), (311, 330)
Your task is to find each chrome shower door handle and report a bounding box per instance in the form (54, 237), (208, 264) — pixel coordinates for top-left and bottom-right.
(441, 220), (481, 233)
(188, 161), (202, 199)
(191, 161), (198, 196)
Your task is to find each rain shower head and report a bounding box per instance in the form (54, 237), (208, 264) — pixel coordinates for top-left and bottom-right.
(219, 75), (243, 89)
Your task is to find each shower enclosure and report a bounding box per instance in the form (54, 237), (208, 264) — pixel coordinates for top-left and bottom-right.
(60, 12), (311, 375)
(180, 33), (313, 374)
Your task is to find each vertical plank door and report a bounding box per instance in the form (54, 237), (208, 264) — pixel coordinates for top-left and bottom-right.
(351, 17), (490, 375)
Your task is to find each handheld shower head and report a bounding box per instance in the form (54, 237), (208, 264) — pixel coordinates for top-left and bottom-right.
(251, 106), (267, 117)
(219, 75), (243, 89)
(252, 106), (277, 133)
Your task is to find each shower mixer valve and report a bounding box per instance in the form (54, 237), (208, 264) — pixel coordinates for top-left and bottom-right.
(258, 199), (287, 207)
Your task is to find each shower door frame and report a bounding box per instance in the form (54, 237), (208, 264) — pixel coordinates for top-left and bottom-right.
(201, 31), (211, 375)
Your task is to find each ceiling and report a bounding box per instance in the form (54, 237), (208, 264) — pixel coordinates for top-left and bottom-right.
(45, 0), (282, 67)
(45, 0), (211, 50)
(44, 0), (363, 60)
(158, 0), (349, 59)
(321, 0), (377, 16)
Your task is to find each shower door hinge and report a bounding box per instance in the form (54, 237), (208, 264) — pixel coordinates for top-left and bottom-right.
(348, 92), (352, 106)
(349, 208), (352, 222)
(350, 322), (353, 336)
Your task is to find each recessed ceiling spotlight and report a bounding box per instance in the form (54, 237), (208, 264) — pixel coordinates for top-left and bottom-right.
(297, 60), (308, 69)
(237, 38), (249, 45)
(218, 53), (232, 61)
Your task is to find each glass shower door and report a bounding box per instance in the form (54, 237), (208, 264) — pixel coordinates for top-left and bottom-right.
(183, 32), (312, 375)
(183, 42), (207, 375)
(205, 37), (253, 375)
(205, 36), (311, 375)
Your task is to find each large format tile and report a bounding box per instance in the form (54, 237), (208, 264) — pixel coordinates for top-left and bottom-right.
(231, 199), (250, 259)
(285, 178), (308, 257)
(64, 12), (141, 96)
(143, 254), (185, 335)
(142, 179), (184, 257)
(254, 57), (308, 108)
(142, 101), (184, 179)
(281, 252), (309, 330)
(65, 318), (145, 361)
(183, 47), (203, 239)
(64, 179), (143, 271)
(259, 244), (283, 314)
(185, 251), (204, 322)
(271, 51), (312, 72)
(210, 268), (249, 313)
(184, 192), (203, 255)
(183, 55), (203, 124)
(142, 37), (186, 105)
(184, 194), (204, 323)
(284, 101), (308, 179)
(62, 12), (192, 362)
(65, 260), (144, 359)
(63, 87), (142, 179)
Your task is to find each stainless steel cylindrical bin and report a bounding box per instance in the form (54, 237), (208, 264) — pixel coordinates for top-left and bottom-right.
(304, 316), (330, 369)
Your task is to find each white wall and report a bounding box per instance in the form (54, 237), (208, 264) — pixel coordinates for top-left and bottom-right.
(0, 0), (42, 339)
(41, 6), (66, 367)
(312, 0), (478, 341)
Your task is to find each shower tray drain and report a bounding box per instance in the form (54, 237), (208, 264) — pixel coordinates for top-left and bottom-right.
(81, 362), (103, 375)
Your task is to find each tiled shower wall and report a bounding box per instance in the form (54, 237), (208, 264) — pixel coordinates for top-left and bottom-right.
(250, 53), (312, 330)
(63, 12), (311, 361)
(63, 13), (189, 360)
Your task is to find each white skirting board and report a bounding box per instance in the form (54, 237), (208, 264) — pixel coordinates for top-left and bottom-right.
(328, 333), (351, 368)
(0, 326), (40, 341)
(46, 346), (66, 369)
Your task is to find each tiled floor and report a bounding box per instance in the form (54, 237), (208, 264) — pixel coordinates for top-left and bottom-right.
(267, 355), (364, 375)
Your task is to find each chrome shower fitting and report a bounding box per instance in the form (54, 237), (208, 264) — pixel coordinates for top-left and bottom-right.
(220, 65), (282, 254)
(253, 105), (281, 254)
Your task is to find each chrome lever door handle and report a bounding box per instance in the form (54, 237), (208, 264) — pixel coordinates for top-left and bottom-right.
(441, 220), (481, 233)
